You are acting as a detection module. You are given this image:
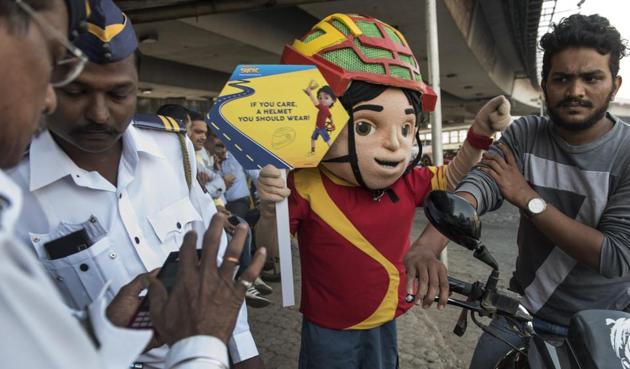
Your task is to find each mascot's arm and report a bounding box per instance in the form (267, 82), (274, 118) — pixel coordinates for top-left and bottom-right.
(443, 95), (512, 191)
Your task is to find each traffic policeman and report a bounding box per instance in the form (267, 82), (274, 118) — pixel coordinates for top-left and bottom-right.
(8, 0), (261, 368)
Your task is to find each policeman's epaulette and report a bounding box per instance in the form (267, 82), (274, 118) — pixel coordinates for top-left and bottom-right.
(132, 113), (187, 134)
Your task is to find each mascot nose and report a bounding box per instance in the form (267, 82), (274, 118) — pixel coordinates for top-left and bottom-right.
(383, 127), (401, 151)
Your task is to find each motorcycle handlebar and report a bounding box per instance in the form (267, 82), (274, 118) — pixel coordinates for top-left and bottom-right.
(447, 275), (532, 322)
(448, 276), (475, 296)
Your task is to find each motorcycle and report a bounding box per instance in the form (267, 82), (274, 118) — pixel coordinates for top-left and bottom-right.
(424, 190), (630, 369)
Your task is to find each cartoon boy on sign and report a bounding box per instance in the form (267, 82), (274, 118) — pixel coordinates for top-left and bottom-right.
(304, 81), (336, 154)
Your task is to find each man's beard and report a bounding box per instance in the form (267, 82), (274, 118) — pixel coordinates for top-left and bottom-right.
(545, 88), (614, 132)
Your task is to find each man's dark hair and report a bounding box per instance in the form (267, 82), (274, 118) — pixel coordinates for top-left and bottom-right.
(0, 0), (52, 33)
(157, 104), (190, 123)
(540, 14), (627, 81)
(188, 110), (204, 122)
(339, 80), (421, 117)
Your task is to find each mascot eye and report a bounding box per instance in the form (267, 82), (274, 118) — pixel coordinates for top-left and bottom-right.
(355, 121), (375, 136)
(402, 124), (412, 137)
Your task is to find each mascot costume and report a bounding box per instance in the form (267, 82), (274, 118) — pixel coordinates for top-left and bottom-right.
(255, 13), (511, 369)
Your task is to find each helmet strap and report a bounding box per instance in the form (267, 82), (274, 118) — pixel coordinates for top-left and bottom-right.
(372, 188), (400, 203)
(322, 113), (399, 203)
(408, 121), (424, 168)
(346, 118), (369, 190)
(322, 113), (369, 189)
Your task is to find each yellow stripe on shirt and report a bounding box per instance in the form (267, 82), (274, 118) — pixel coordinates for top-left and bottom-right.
(294, 169), (400, 329)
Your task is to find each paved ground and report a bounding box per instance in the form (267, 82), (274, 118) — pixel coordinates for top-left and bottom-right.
(248, 203), (520, 369)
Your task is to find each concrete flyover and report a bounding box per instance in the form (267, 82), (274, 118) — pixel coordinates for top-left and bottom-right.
(116, 0), (547, 127)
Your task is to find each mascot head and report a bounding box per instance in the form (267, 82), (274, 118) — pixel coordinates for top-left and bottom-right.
(282, 14), (436, 193)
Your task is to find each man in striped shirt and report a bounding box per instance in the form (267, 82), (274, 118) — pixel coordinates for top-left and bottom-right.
(414, 14), (630, 369)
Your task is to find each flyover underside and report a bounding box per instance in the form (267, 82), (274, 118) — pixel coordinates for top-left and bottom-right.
(117, 0), (544, 123)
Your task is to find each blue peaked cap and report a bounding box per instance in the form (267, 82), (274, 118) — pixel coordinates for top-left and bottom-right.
(75, 0), (137, 64)
(63, 0), (89, 41)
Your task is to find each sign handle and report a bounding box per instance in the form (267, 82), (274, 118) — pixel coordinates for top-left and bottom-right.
(276, 169), (295, 307)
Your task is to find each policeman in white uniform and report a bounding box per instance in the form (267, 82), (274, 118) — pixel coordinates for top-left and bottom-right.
(8, 1), (260, 367)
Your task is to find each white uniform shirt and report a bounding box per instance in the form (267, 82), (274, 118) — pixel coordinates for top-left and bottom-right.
(0, 169), (230, 369)
(9, 125), (257, 366)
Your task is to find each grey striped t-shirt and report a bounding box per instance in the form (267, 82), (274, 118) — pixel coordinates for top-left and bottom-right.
(457, 113), (630, 326)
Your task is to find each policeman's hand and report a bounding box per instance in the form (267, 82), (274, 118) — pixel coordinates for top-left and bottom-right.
(471, 96), (512, 137)
(107, 270), (156, 327)
(403, 245), (449, 309)
(107, 270), (163, 351)
(148, 213), (267, 345)
(197, 172), (210, 186)
(479, 142), (537, 209)
(257, 164), (290, 219)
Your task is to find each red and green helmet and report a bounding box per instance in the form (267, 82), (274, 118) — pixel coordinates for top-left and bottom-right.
(281, 13), (437, 112)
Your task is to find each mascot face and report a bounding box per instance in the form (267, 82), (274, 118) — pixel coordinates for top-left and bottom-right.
(322, 88), (416, 189)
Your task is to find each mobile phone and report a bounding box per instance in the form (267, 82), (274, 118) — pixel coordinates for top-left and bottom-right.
(128, 250), (199, 329)
(44, 228), (92, 260)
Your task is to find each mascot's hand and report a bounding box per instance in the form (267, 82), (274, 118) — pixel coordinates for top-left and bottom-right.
(257, 164), (291, 219)
(471, 95), (512, 136)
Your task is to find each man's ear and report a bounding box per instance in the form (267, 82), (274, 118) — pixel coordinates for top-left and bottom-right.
(611, 75), (623, 101)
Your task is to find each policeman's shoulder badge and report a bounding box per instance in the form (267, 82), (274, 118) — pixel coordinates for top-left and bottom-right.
(132, 112), (193, 190)
(132, 113), (187, 134)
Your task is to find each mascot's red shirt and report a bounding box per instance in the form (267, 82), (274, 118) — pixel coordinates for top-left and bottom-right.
(288, 165), (448, 330)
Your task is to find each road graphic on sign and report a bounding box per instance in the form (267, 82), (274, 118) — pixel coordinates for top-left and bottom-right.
(206, 79), (290, 169)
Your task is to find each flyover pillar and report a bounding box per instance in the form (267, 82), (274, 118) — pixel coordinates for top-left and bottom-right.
(426, 0), (447, 266)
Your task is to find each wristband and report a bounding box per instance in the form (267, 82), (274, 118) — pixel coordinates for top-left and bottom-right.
(466, 127), (493, 150)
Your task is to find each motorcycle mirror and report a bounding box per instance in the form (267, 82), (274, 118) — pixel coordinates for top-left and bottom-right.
(423, 190), (481, 251)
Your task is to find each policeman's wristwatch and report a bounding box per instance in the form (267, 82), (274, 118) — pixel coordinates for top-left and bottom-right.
(525, 197), (547, 217)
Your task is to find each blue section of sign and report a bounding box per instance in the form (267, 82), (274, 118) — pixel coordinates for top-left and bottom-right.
(206, 79), (291, 170)
(229, 64), (314, 81)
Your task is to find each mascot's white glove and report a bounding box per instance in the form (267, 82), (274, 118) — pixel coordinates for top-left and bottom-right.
(444, 96), (512, 191)
(470, 95), (512, 137)
(256, 164), (291, 219)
